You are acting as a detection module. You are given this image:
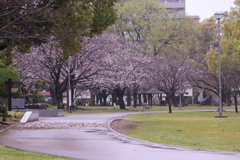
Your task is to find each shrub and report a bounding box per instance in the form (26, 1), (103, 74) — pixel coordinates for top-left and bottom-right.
(75, 99), (85, 106)
(36, 92), (45, 103)
(0, 62), (20, 98)
(0, 105), (8, 121)
(42, 103), (54, 109)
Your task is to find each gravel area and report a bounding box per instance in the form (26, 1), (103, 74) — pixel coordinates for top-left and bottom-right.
(14, 121), (106, 130)
(110, 119), (142, 135)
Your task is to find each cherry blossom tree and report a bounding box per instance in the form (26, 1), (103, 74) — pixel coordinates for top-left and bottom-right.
(91, 34), (148, 109)
(14, 41), (101, 109)
(14, 33), (149, 109)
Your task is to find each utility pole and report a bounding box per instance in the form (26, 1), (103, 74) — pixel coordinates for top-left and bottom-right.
(4, 79), (12, 111)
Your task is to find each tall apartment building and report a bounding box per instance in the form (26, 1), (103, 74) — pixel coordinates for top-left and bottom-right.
(160, 0), (186, 13)
(160, 0), (200, 21)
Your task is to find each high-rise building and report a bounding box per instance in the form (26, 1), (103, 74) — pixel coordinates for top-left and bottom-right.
(160, 0), (185, 13)
(160, 0), (200, 21)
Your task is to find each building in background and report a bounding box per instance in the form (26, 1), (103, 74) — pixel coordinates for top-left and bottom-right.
(160, 0), (186, 13)
(161, 0), (200, 21)
(187, 15), (200, 22)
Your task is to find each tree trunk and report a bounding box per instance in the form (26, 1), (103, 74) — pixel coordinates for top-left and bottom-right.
(143, 94), (147, 103)
(167, 94), (172, 113)
(138, 94), (142, 106)
(103, 96), (107, 106)
(90, 89), (96, 106)
(158, 94), (162, 106)
(50, 85), (64, 109)
(115, 89), (126, 109)
(50, 86), (57, 106)
(127, 90), (131, 106)
(234, 96), (238, 113)
(96, 93), (99, 105)
(56, 92), (64, 109)
(98, 91), (103, 105)
(148, 94), (152, 106)
(118, 95), (126, 109)
(167, 98), (172, 113)
(71, 86), (74, 106)
(112, 92), (117, 106)
(102, 90), (108, 106)
(133, 93), (137, 108)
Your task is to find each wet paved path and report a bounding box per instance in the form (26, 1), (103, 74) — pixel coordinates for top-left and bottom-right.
(0, 112), (240, 160)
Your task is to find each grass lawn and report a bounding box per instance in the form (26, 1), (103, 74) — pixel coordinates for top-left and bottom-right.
(63, 105), (235, 115)
(122, 111), (240, 152)
(0, 145), (76, 160)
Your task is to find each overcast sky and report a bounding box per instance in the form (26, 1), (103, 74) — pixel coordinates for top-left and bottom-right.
(186, 0), (235, 21)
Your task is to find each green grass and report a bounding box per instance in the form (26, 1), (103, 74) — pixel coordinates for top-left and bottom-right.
(64, 105), (153, 115)
(63, 105), (235, 115)
(123, 111), (240, 152)
(0, 145), (77, 160)
(0, 111), (25, 124)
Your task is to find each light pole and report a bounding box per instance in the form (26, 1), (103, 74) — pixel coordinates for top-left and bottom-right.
(214, 12), (227, 118)
(179, 82), (182, 110)
(178, 68), (182, 110)
(67, 57), (72, 113)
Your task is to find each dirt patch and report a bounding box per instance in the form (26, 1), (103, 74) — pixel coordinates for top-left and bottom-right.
(110, 119), (142, 135)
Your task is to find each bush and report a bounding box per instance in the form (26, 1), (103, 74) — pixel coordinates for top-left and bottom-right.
(36, 95), (45, 103)
(75, 99), (85, 106)
(0, 105), (7, 114)
(0, 62), (20, 98)
(0, 105), (8, 121)
(42, 103), (54, 109)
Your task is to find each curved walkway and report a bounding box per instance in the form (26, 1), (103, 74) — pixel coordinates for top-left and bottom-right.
(0, 112), (240, 160)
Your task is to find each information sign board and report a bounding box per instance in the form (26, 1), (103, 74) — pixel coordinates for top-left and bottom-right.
(20, 111), (32, 123)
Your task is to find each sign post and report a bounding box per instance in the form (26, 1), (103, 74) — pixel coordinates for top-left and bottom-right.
(5, 79), (12, 111)
(20, 111), (32, 123)
(4, 79), (22, 111)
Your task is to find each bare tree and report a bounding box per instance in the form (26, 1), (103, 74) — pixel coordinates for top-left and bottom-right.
(226, 73), (240, 112)
(146, 52), (188, 113)
(186, 54), (231, 107)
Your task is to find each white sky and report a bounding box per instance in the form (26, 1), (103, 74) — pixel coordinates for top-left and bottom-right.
(186, 0), (235, 21)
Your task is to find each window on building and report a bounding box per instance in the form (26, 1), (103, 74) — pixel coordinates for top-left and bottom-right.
(177, 8), (185, 12)
(162, 0), (184, 3)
